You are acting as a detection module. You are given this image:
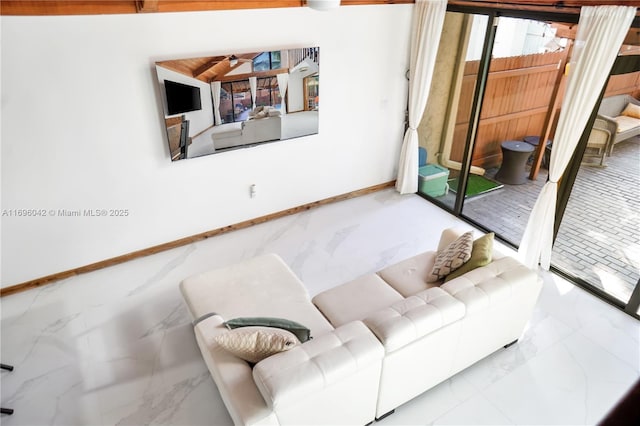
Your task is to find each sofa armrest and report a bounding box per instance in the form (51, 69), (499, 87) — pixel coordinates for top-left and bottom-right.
(594, 115), (619, 155)
(252, 321), (383, 409)
(588, 122), (613, 150)
(193, 314), (280, 425)
(596, 114), (618, 133)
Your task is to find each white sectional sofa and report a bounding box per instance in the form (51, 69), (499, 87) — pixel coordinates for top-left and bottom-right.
(211, 111), (282, 150)
(180, 254), (384, 425)
(180, 228), (542, 425)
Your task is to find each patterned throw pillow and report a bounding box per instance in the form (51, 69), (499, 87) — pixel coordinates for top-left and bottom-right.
(444, 232), (494, 282)
(427, 231), (474, 282)
(214, 326), (299, 363)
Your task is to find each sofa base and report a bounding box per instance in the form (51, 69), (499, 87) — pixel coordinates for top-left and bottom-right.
(375, 409), (395, 421)
(504, 339), (518, 349)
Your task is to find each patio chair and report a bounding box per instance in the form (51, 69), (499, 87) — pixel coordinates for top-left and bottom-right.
(583, 117), (614, 167)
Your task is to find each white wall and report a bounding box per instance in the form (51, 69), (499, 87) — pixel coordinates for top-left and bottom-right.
(0, 5), (412, 287)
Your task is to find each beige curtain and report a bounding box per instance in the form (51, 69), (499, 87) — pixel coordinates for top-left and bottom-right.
(249, 76), (257, 110)
(211, 81), (222, 125)
(518, 5), (636, 270)
(395, 0), (447, 194)
(277, 73), (289, 115)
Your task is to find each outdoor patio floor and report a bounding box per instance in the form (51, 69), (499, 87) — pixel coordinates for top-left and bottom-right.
(434, 136), (639, 303)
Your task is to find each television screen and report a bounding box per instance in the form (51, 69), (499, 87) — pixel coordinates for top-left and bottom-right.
(165, 80), (202, 115)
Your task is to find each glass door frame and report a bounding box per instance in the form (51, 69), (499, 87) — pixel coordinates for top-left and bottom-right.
(554, 54), (640, 319)
(422, 4), (640, 319)
(428, 5), (581, 221)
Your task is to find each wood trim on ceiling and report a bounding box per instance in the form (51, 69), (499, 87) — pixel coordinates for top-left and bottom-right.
(0, 1), (413, 15)
(0, 181), (396, 298)
(449, 0), (639, 6)
(2, 1), (638, 16)
(447, 1), (639, 16)
(1, 1), (637, 16)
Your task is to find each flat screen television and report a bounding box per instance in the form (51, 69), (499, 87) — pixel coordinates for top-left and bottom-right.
(165, 80), (202, 115)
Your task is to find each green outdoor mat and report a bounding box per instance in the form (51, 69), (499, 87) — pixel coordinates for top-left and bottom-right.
(448, 174), (503, 198)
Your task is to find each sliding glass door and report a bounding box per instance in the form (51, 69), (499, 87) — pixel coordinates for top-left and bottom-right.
(417, 12), (489, 211)
(418, 7), (640, 318)
(420, 10), (572, 248)
(551, 50), (640, 315)
(459, 15), (569, 246)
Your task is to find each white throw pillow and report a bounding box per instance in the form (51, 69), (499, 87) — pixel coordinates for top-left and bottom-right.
(214, 326), (299, 363)
(427, 231), (474, 282)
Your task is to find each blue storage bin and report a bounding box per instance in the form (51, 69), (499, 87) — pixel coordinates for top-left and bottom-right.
(418, 147), (427, 167)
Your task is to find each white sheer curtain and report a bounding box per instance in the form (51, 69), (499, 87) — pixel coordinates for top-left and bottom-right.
(277, 73), (289, 115)
(249, 76), (257, 110)
(395, 0), (447, 194)
(518, 5), (636, 270)
(211, 81), (222, 125)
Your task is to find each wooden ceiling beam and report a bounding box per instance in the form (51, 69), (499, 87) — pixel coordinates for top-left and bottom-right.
(447, 1), (640, 21)
(216, 68), (287, 83)
(625, 28), (640, 45)
(0, 0), (302, 15)
(136, 0), (159, 13)
(0, 0), (413, 16)
(193, 58), (222, 78)
(0, 1), (138, 15)
(491, 0), (639, 5)
(551, 22), (578, 39)
(209, 60), (234, 82)
(149, 1), (302, 13)
(0, 0), (636, 16)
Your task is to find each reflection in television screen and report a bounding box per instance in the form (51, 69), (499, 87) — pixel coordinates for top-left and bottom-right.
(155, 47), (320, 161)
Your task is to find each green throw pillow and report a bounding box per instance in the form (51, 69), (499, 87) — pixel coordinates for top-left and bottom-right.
(224, 317), (312, 343)
(444, 232), (494, 282)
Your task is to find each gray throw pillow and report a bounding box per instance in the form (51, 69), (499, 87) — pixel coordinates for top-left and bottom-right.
(224, 317), (312, 343)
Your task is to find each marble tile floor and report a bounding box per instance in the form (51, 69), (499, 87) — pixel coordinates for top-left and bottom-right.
(1, 189), (638, 426)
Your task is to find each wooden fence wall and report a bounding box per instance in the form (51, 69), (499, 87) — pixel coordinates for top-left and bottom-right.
(606, 71), (640, 98)
(451, 50), (567, 168)
(450, 50), (639, 170)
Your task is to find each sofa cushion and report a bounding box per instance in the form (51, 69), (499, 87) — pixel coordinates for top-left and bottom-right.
(441, 256), (535, 314)
(363, 287), (465, 352)
(614, 115), (639, 133)
(621, 102), (640, 119)
(253, 321), (384, 408)
(377, 251), (440, 297)
(180, 253), (334, 337)
(224, 317), (312, 343)
(215, 326), (299, 363)
(444, 232), (494, 282)
(598, 94), (635, 118)
(312, 273), (404, 327)
(427, 231), (474, 282)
